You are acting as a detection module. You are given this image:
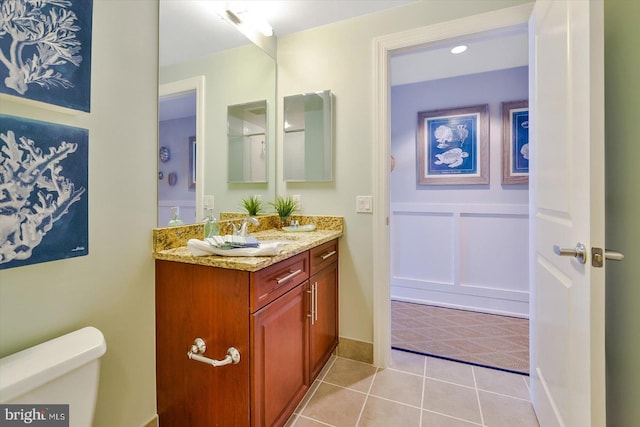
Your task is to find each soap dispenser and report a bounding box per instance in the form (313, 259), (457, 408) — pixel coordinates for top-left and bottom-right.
(203, 209), (220, 238)
(168, 206), (184, 227)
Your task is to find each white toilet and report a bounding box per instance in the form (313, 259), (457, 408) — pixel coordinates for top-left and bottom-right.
(0, 326), (107, 426)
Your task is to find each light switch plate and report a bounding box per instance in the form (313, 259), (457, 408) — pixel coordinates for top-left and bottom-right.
(203, 195), (214, 210)
(356, 195), (373, 213)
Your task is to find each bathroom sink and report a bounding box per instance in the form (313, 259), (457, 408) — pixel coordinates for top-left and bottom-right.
(251, 231), (302, 241)
(282, 224), (316, 232)
(187, 237), (294, 257)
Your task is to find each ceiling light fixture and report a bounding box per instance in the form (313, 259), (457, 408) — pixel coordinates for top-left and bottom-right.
(223, 6), (273, 37)
(450, 45), (468, 54)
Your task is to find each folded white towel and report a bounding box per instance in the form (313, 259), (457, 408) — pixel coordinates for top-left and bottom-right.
(187, 239), (285, 257)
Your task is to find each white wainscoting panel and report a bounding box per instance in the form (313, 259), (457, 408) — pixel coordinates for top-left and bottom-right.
(391, 203), (530, 317)
(459, 213), (529, 291)
(392, 211), (455, 285)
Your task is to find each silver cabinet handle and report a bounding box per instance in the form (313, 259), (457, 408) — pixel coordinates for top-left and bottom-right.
(187, 338), (240, 367)
(553, 243), (587, 264)
(276, 269), (303, 284)
(308, 283), (316, 325)
(314, 281), (318, 322)
(321, 250), (337, 260)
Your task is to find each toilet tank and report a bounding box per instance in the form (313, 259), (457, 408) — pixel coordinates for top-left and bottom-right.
(0, 326), (107, 426)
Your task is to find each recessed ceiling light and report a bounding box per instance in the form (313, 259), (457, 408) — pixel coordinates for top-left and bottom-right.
(450, 45), (468, 54)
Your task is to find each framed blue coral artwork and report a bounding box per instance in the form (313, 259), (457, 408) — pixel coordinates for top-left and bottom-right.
(0, 0), (93, 112)
(417, 104), (489, 185)
(501, 100), (529, 184)
(0, 115), (88, 269)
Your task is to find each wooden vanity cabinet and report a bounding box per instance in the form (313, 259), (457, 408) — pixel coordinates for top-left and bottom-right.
(250, 252), (310, 427)
(155, 240), (339, 427)
(155, 261), (251, 427)
(308, 240), (339, 380)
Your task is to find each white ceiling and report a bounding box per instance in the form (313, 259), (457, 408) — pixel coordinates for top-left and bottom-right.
(391, 26), (528, 86)
(159, 0), (420, 67)
(159, 1), (528, 121)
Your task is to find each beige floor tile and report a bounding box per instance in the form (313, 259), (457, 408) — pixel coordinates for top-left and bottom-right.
(478, 391), (540, 427)
(369, 368), (424, 407)
(425, 357), (475, 387)
(389, 349), (426, 376)
(323, 357), (377, 392)
(316, 355), (337, 381)
(301, 382), (366, 426)
(358, 395), (422, 427)
(294, 380), (321, 414)
(422, 378), (482, 424)
(421, 410), (482, 427)
(473, 366), (530, 399)
(292, 415), (334, 426)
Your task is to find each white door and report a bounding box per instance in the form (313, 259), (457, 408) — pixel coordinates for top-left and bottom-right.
(529, 0), (606, 426)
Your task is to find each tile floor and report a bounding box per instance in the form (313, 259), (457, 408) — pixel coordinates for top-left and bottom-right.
(285, 350), (539, 427)
(391, 301), (530, 374)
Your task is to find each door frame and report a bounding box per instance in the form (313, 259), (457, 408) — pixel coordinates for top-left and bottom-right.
(371, 3), (534, 368)
(159, 75), (206, 224)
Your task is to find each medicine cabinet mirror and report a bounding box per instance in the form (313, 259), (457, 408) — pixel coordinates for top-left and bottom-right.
(228, 100), (268, 183)
(283, 90), (333, 182)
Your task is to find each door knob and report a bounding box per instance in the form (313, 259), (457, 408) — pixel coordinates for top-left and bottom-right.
(553, 243), (587, 264)
(591, 247), (625, 267)
(604, 250), (625, 261)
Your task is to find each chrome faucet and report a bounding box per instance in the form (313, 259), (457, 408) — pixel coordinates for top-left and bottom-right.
(232, 217), (259, 237)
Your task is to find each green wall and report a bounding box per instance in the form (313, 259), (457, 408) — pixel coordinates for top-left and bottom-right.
(0, 1), (158, 426)
(604, 0), (640, 425)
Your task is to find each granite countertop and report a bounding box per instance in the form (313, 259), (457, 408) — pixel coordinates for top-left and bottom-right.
(152, 214), (343, 272)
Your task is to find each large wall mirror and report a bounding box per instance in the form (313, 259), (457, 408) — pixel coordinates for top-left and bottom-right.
(158, 1), (277, 225)
(283, 90), (333, 182)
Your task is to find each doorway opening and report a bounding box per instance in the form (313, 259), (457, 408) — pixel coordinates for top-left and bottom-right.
(372, 4), (534, 371)
(158, 91), (197, 226)
(389, 33), (530, 373)
(157, 76), (205, 227)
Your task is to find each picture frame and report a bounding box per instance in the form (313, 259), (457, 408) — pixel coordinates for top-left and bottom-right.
(417, 104), (489, 185)
(188, 136), (196, 190)
(0, 0), (93, 112)
(501, 100), (529, 184)
(0, 114), (88, 270)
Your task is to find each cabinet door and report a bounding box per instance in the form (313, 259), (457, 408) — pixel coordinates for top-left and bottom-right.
(251, 282), (309, 427)
(309, 262), (338, 380)
(156, 261), (250, 427)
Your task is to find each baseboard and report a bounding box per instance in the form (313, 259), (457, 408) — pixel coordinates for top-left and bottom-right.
(142, 414), (158, 427)
(335, 337), (373, 364)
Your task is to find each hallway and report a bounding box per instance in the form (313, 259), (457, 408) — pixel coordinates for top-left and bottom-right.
(285, 350), (539, 426)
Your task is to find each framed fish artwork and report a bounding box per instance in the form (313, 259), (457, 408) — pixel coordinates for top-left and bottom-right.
(417, 104), (489, 185)
(501, 100), (529, 185)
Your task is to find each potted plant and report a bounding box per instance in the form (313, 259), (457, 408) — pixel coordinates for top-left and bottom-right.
(241, 195), (264, 216)
(269, 196), (298, 226)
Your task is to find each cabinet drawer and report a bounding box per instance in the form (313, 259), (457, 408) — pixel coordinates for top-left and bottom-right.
(310, 239), (338, 275)
(250, 252), (309, 312)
